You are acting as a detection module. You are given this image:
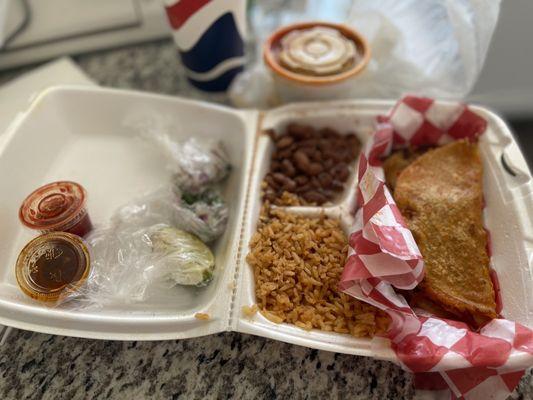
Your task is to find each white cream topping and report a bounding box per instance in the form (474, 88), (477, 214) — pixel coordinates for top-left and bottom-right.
(278, 27), (358, 76)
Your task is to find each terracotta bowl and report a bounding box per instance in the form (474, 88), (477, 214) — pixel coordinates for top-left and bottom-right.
(263, 21), (371, 101)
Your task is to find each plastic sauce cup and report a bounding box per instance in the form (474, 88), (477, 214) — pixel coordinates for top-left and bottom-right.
(19, 181), (93, 237)
(15, 232), (91, 302)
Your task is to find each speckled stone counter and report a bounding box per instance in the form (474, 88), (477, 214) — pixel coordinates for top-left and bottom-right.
(0, 40), (531, 400)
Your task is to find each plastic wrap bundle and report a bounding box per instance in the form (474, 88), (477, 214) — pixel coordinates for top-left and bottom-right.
(136, 130), (231, 243)
(148, 226), (215, 287)
(173, 188), (229, 243)
(141, 132), (231, 241)
(53, 132), (231, 307)
(59, 196), (219, 307)
(113, 185), (228, 243)
(148, 133), (231, 195)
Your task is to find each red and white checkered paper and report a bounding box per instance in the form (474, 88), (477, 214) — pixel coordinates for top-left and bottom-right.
(339, 96), (533, 399)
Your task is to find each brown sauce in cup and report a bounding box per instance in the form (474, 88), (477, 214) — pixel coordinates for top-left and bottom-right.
(16, 232), (90, 302)
(28, 241), (81, 291)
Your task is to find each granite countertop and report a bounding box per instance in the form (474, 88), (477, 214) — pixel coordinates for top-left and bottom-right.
(0, 40), (531, 400)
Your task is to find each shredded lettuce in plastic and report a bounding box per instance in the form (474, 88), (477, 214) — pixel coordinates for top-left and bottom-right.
(150, 226), (215, 287)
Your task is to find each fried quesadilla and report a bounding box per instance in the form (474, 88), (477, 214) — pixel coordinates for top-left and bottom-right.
(383, 148), (425, 192)
(386, 140), (497, 327)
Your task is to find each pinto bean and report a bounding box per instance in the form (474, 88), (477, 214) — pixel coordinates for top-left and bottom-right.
(265, 124), (361, 205)
(276, 135), (294, 149)
(302, 191), (327, 204)
(318, 172), (333, 188)
(264, 174), (278, 190)
(281, 159), (296, 177)
(332, 163), (350, 182)
(293, 150), (311, 172)
(307, 162), (323, 176)
(294, 175), (309, 185)
(331, 180), (345, 192)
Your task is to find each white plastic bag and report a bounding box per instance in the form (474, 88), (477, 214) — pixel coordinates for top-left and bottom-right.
(230, 0), (501, 106)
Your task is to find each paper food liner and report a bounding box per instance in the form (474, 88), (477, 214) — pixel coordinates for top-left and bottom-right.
(339, 96), (533, 399)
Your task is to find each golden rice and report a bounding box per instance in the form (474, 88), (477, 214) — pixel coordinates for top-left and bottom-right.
(242, 304), (258, 318)
(194, 313), (210, 320)
(246, 208), (389, 337)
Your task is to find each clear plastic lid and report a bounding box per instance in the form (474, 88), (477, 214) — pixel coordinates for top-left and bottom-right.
(19, 181), (88, 232)
(264, 22), (370, 85)
(15, 232), (90, 302)
(279, 27), (359, 76)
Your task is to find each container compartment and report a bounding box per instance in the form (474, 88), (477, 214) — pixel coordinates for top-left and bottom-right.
(0, 86), (257, 340)
(255, 102), (376, 210)
(233, 101), (532, 362)
(233, 102), (396, 360)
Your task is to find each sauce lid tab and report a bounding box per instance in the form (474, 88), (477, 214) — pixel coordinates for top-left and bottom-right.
(15, 232), (90, 302)
(19, 181), (87, 231)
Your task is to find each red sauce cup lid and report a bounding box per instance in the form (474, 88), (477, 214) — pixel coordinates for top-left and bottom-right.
(15, 232), (91, 302)
(19, 181), (87, 232)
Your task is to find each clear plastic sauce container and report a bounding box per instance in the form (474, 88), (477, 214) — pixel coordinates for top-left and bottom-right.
(19, 181), (93, 237)
(15, 232), (91, 302)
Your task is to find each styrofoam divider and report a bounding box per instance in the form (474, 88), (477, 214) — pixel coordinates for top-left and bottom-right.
(231, 102), (396, 361)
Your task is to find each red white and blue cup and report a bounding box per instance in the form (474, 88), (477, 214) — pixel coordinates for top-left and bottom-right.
(164, 0), (247, 92)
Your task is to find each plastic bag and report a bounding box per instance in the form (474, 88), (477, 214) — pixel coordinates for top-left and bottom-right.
(114, 186), (228, 243)
(174, 187), (229, 243)
(229, 0), (501, 106)
(149, 226), (215, 287)
(82, 224), (215, 306)
(140, 132), (231, 242)
(148, 134), (231, 195)
(49, 127), (230, 308)
(129, 125), (232, 241)
(57, 187), (222, 308)
(124, 110), (231, 194)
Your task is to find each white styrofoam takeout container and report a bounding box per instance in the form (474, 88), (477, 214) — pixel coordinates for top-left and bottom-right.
(0, 86), (531, 366)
